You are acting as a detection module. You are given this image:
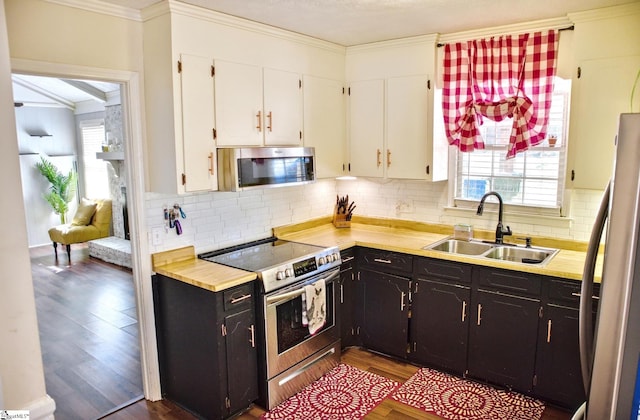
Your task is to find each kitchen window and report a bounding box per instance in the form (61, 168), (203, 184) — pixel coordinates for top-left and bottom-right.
(452, 77), (571, 213)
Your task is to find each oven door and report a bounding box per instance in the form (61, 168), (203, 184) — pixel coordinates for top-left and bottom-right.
(264, 268), (339, 379)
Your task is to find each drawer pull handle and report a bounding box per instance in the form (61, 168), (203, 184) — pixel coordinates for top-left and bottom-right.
(230, 294), (252, 304)
(400, 292), (406, 311)
(461, 300), (467, 322)
(571, 292), (600, 300)
(477, 303), (482, 326)
(249, 324), (255, 348)
(374, 258), (392, 264)
(547, 319), (552, 343)
(342, 256), (354, 263)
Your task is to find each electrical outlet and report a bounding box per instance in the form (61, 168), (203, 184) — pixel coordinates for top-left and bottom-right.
(151, 227), (163, 246)
(395, 200), (415, 214)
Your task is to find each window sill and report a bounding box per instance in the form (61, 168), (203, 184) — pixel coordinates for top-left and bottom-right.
(443, 206), (573, 229)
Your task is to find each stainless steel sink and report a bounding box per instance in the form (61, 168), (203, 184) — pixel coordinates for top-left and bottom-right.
(483, 246), (559, 265)
(423, 238), (494, 255)
(423, 236), (559, 266)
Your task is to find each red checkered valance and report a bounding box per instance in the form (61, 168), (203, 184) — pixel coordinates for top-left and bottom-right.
(442, 30), (559, 159)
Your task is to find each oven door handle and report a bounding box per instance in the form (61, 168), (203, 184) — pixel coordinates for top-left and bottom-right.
(266, 269), (339, 306)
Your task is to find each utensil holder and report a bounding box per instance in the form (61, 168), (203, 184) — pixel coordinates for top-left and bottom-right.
(332, 205), (351, 228)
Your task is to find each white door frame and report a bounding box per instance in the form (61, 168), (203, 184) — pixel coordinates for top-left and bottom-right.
(11, 58), (162, 401)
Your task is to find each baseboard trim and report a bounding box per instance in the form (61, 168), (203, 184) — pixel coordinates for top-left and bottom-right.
(24, 394), (56, 420)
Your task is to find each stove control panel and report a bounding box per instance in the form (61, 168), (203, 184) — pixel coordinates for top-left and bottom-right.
(264, 246), (341, 292)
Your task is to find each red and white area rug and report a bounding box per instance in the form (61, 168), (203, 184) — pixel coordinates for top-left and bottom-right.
(262, 364), (400, 419)
(391, 368), (545, 420)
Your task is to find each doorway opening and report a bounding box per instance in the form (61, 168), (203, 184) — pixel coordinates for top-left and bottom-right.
(13, 72), (143, 418)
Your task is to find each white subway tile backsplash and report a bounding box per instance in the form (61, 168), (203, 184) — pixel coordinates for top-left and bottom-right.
(145, 178), (605, 253)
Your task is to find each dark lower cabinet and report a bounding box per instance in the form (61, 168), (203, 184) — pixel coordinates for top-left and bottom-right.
(153, 274), (258, 419)
(410, 278), (470, 375)
(534, 277), (599, 410)
(359, 268), (410, 359)
(468, 289), (540, 393)
(534, 304), (585, 410)
(338, 248), (359, 348)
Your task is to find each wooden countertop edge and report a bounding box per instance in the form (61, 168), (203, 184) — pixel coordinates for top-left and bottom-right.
(152, 247), (257, 292)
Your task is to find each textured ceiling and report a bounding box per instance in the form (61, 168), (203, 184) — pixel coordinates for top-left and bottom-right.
(100, 0), (634, 46)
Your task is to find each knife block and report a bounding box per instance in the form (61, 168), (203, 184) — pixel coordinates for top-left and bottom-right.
(332, 205), (351, 228)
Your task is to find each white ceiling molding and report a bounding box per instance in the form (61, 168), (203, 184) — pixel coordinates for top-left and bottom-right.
(141, 0), (346, 54)
(568, 2), (640, 23)
(437, 16), (574, 45)
(44, 0), (142, 21)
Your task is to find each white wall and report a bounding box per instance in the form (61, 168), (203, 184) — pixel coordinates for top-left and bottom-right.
(15, 106), (79, 246)
(0, 0), (53, 416)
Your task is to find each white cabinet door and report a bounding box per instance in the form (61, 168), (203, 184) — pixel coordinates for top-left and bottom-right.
(180, 54), (217, 192)
(214, 60), (263, 146)
(264, 68), (302, 146)
(348, 79), (385, 177)
(567, 55), (640, 190)
(303, 75), (345, 178)
(386, 75), (429, 179)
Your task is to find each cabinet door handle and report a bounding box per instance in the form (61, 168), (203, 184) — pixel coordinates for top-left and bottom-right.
(230, 294), (252, 304)
(387, 149), (391, 168)
(477, 303), (482, 326)
(208, 152), (214, 175)
(256, 110), (262, 132)
(340, 284), (344, 304)
(267, 111), (273, 132)
(377, 149), (381, 167)
(400, 291), (406, 311)
(373, 258), (391, 264)
(546, 319), (552, 343)
(249, 324), (255, 348)
(571, 292), (600, 300)
(461, 300), (467, 322)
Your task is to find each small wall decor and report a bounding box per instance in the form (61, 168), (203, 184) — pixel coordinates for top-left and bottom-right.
(164, 203), (186, 235)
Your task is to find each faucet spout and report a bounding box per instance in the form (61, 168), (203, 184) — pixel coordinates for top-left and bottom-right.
(477, 191), (512, 244)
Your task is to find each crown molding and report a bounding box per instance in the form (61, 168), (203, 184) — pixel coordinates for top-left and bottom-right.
(141, 0), (345, 54)
(346, 34), (439, 55)
(568, 2), (640, 23)
(43, 0), (142, 21)
(438, 16), (573, 45)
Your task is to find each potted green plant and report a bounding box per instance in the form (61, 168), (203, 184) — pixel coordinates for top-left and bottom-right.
(35, 156), (77, 224)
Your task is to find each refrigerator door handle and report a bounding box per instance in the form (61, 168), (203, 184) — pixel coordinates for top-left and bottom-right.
(579, 181), (610, 397)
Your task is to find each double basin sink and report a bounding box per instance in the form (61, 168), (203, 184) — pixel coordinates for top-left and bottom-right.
(423, 237), (559, 266)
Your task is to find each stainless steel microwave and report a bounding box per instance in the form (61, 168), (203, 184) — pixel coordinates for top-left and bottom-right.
(217, 147), (315, 191)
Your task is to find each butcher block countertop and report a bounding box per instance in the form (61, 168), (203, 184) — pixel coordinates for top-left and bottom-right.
(274, 216), (602, 282)
(152, 245), (256, 292)
(152, 216), (601, 291)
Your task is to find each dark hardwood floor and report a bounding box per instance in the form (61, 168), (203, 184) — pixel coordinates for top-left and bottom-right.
(105, 347), (572, 420)
(30, 243), (143, 420)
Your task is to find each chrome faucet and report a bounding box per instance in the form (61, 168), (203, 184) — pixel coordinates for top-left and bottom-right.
(477, 191), (512, 244)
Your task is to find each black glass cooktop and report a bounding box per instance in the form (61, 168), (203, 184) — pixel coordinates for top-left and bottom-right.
(199, 237), (326, 272)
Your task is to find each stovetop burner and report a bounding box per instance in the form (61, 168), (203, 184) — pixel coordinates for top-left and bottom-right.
(199, 237), (341, 292)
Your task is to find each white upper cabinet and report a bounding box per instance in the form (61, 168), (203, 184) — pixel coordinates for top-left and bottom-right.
(142, 3), (345, 193)
(214, 60), (263, 146)
(302, 75), (346, 178)
(180, 54), (218, 192)
(345, 35), (446, 181)
(386, 75), (430, 179)
(214, 61), (302, 147)
(263, 68), (303, 146)
(348, 79), (385, 177)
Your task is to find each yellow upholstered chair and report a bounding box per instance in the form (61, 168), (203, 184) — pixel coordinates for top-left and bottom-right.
(48, 198), (112, 259)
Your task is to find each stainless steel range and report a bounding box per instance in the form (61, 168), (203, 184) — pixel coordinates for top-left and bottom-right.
(199, 238), (342, 409)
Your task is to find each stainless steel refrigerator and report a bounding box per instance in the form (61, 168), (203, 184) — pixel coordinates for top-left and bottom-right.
(577, 113), (640, 419)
